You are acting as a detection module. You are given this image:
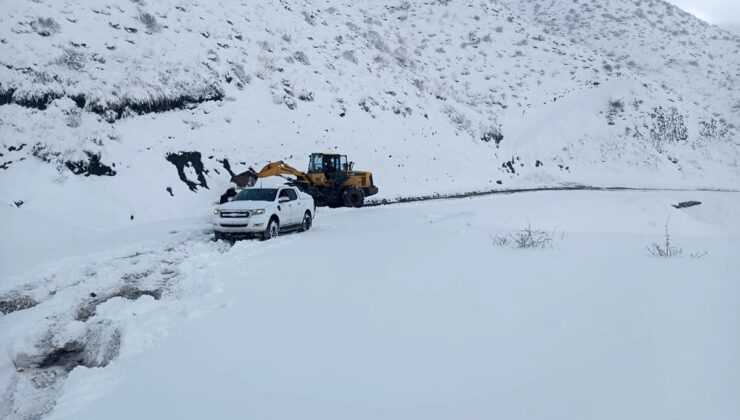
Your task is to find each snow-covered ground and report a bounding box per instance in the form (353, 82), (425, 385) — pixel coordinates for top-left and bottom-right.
(2, 190), (739, 419)
(2, 0), (739, 418)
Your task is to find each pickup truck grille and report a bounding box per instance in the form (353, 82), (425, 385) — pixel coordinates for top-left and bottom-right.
(220, 211), (250, 218)
(221, 223), (248, 228)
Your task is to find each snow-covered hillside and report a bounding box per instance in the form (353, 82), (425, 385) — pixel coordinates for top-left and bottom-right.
(500, 0), (740, 126)
(1, 0), (738, 232)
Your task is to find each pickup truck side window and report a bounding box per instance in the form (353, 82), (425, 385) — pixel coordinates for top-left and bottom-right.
(286, 189), (298, 201)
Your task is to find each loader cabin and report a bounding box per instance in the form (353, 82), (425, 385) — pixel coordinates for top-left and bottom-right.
(307, 153), (353, 175)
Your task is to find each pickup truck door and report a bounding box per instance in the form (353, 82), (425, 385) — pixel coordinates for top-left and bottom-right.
(277, 188), (299, 225)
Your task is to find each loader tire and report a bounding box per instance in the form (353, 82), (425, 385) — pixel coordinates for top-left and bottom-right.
(343, 186), (365, 208)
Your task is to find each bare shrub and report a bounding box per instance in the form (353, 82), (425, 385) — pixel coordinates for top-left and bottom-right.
(606, 98), (624, 125)
(33, 17), (61, 36)
(297, 91), (314, 101)
(54, 49), (86, 71)
(342, 50), (358, 64)
(442, 105), (471, 133)
(491, 224), (561, 249)
(293, 51), (310, 65)
(699, 118), (732, 143)
(231, 63), (251, 87)
(302, 11), (317, 26)
(633, 107), (688, 152)
(647, 219), (707, 258)
(139, 12), (160, 32)
(646, 220), (682, 257)
(648, 107), (688, 150)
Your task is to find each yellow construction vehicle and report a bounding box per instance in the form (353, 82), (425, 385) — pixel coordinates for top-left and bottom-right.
(231, 153), (378, 207)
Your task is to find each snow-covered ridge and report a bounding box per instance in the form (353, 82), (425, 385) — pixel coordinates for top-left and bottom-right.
(499, 0), (740, 126)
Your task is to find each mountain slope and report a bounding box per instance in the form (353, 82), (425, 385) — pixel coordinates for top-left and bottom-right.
(499, 0), (740, 125)
(0, 0), (738, 231)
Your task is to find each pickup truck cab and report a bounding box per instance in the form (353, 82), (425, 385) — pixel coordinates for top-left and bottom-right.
(213, 186), (314, 240)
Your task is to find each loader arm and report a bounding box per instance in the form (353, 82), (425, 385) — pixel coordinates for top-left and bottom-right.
(231, 161), (310, 188)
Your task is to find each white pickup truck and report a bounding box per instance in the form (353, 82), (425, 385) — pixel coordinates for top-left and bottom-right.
(213, 186), (315, 240)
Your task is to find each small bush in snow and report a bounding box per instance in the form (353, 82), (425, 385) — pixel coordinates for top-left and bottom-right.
(443, 105), (471, 133)
(699, 118), (732, 143)
(633, 107), (688, 152)
(648, 106), (688, 151)
(606, 99), (624, 125)
(293, 51), (310, 65)
(139, 12), (160, 32)
(646, 221), (682, 257)
(647, 220), (707, 258)
(231, 63), (251, 87)
(342, 50), (358, 64)
(491, 225), (561, 249)
(302, 11), (317, 26)
(54, 49), (86, 71)
(297, 91), (314, 101)
(32, 17), (60, 37)
(64, 106), (82, 128)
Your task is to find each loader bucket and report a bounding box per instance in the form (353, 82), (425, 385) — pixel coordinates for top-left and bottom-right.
(231, 170), (258, 188)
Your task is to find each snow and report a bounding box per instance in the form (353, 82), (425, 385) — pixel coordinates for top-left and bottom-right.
(1, 0), (739, 417)
(3, 190), (739, 419)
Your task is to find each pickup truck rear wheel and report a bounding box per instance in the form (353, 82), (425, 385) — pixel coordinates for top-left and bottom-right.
(262, 218), (279, 240)
(299, 211), (312, 232)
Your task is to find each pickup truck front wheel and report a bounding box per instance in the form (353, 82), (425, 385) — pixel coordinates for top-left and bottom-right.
(262, 218), (279, 240)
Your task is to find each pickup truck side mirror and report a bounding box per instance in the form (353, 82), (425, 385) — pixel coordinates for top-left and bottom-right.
(278, 196), (290, 203)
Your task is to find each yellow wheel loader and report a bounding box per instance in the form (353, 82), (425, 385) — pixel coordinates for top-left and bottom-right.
(231, 153), (378, 207)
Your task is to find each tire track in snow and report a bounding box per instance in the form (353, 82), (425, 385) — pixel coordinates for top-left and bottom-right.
(0, 231), (234, 420)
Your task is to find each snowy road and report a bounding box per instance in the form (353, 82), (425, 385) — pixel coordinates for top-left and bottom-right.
(2, 190), (740, 419)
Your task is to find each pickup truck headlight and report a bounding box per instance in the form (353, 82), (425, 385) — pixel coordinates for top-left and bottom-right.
(213, 209), (220, 215)
(252, 209), (266, 215)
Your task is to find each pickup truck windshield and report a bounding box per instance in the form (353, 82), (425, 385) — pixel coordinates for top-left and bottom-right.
(233, 188), (278, 202)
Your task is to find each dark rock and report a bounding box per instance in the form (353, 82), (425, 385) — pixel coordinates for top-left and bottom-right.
(502, 159), (516, 174)
(217, 158), (235, 177)
(165, 151), (209, 192)
(672, 201), (701, 209)
(65, 151), (116, 176)
(481, 130), (504, 146)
